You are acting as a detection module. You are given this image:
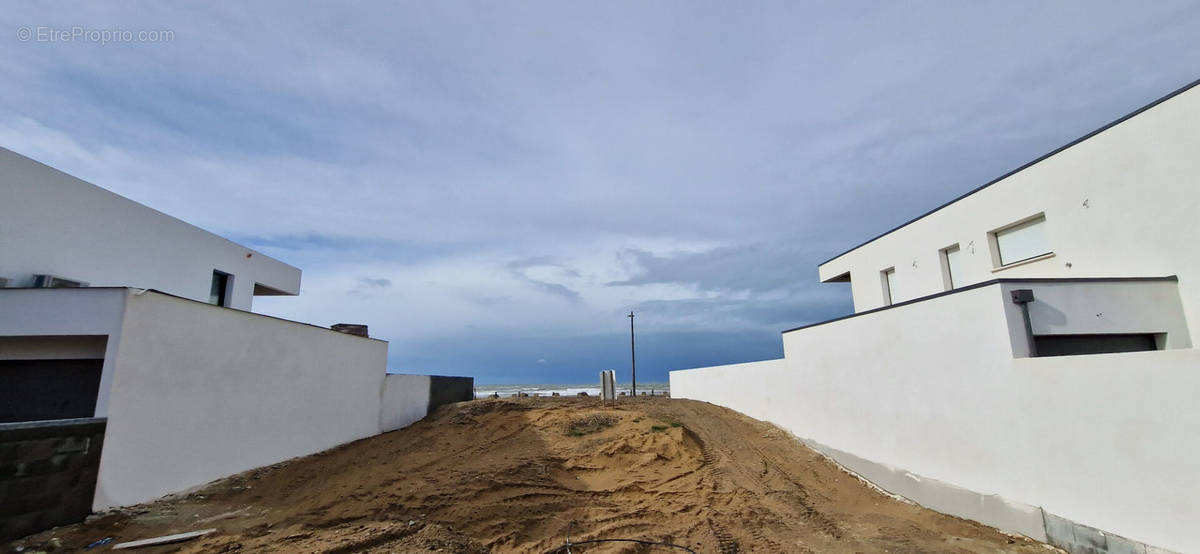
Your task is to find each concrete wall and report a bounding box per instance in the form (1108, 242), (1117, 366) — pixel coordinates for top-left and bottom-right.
(0, 288), (128, 418)
(1, 288), (462, 514)
(996, 278), (1191, 356)
(95, 290), (388, 509)
(428, 376), (475, 412)
(816, 81), (1200, 346)
(0, 418), (105, 541)
(0, 147), (300, 311)
(379, 374), (431, 432)
(0, 336), (106, 359)
(378, 374), (476, 432)
(671, 280), (1200, 553)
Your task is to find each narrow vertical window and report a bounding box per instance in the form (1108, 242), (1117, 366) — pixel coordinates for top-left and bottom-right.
(209, 270), (231, 307)
(880, 268), (896, 306)
(940, 245), (963, 290)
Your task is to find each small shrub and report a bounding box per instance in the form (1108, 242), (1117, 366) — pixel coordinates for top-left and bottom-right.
(566, 414), (617, 436)
(650, 425), (668, 432)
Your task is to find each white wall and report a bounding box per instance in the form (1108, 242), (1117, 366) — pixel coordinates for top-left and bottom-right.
(0, 288), (129, 417)
(670, 358), (786, 407)
(817, 82), (1200, 346)
(997, 279), (1191, 356)
(672, 281), (1200, 553)
(0, 336), (106, 359)
(0, 147), (300, 311)
(379, 374), (431, 432)
(94, 290), (388, 509)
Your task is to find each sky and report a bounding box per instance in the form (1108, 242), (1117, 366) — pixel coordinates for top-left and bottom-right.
(3, 2), (1198, 384)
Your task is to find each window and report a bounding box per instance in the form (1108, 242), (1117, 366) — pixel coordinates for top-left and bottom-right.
(940, 244), (963, 290)
(880, 267), (896, 306)
(992, 215), (1051, 266)
(209, 270), (231, 307)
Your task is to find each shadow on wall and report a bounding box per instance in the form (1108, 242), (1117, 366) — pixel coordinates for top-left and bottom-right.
(429, 376), (474, 412)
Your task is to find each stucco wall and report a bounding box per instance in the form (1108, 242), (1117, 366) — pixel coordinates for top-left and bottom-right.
(671, 281), (1200, 553)
(0, 288), (128, 418)
(670, 358), (786, 404)
(817, 82), (1200, 346)
(379, 374), (431, 432)
(0, 147), (300, 311)
(94, 290), (388, 509)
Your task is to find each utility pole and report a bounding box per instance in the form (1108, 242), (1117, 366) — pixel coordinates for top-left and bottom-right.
(628, 311), (636, 397)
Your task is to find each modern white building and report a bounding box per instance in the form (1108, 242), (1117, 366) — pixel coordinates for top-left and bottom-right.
(671, 79), (1200, 554)
(0, 148), (469, 540)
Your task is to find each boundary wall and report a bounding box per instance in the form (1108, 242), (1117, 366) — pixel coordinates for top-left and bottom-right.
(379, 374), (475, 432)
(0, 288), (473, 515)
(671, 281), (1198, 553)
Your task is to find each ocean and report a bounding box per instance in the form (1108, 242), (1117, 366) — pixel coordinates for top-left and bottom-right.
(474, 382), (670, 398)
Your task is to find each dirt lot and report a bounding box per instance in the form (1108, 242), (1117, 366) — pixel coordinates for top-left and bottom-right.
(9, 398), (1057, 553)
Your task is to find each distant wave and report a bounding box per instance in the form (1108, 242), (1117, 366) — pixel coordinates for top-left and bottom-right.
(474, 382), (670, 398)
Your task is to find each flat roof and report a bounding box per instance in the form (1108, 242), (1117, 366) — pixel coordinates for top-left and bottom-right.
(819, 78), (1200, 268)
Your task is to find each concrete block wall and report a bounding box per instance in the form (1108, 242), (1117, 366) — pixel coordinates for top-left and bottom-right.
(0, 418), (105, 541)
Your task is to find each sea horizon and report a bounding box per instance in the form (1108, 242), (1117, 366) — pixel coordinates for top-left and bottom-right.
(472, 381), (670, 398)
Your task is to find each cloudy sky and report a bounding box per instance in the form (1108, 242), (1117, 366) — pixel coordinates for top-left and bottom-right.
(3, 2), (1198, 384)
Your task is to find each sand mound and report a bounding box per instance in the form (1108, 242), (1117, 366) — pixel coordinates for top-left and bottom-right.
(8, 398), (1057, 553)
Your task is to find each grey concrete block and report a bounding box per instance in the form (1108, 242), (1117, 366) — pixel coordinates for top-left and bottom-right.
(1144, 545), (1181, 554)
(796, 436), (1050, 541)
(1043, 511), (1077, 549)
(1073, 523), (1108, 551)
(1042, 511), (1172, 554)
(1106, 534), (1148, 554)
(0, 419), (105, 541)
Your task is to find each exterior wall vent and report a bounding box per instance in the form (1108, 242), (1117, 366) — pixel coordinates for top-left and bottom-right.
(32, 274), (90, 288)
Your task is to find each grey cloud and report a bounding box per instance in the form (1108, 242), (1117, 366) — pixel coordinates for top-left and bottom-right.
(505, 256), (582, 303)
(359, 277), (391, 288)
(609, 242), (832, 294)
(633, 289), (851, 331)
(4, 2), (1199, 378)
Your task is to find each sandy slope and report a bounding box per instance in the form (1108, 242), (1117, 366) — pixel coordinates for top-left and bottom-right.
(9, 398), (1057, 553)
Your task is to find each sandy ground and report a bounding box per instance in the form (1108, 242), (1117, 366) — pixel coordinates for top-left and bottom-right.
(9, 398), (1059, 553)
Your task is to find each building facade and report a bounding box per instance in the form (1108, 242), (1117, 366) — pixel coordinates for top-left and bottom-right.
(0, 149), (470, 540)
(671, 80), (1200, 553)
(0, 147), (299, 311)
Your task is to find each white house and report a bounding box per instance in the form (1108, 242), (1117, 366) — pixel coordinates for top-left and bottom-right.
(0, 148), (469, 539)
(670, 79), (1200, 554)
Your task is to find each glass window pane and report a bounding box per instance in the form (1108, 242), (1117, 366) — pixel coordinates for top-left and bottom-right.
(996, 217), (1049, 265)
(945, 246), (963, 288)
